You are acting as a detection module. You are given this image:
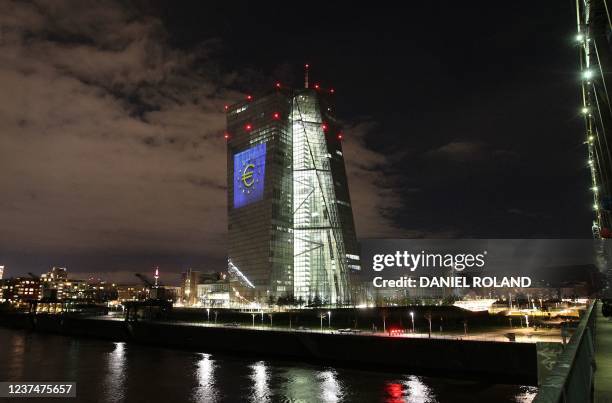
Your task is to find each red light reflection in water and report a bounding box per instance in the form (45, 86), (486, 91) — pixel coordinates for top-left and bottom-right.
(385, 382), (405, 403)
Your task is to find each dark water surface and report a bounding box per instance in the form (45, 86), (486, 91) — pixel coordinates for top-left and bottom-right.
(0, 327), (537, 402)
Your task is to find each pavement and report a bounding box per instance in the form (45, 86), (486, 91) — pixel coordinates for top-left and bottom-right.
(595, 301), (612, 403)
(94, 314), (564, 343)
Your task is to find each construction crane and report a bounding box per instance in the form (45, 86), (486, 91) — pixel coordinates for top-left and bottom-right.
(135, 269), (166, 300)
(135, 273), (154, 287)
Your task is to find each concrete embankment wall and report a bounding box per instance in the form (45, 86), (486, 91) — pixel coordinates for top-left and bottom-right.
(0, 313), (538, 385)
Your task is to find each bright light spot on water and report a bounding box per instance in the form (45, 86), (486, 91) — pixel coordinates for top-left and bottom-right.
(250, 361), (270, 402)
(194, 353), (217, 403)
(318, 369), (344, 402)
(405, 376), (435, 402)
(104, 342), (126, 403)
(514, 386), (538, 402)
(383, 376), (435, 403)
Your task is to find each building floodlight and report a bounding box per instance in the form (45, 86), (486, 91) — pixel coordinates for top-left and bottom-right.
(227, 259), (255, 288)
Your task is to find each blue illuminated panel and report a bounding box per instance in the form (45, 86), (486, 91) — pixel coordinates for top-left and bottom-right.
(233, 143), (267, 208)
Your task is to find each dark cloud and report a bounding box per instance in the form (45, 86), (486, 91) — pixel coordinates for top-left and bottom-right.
(0, 0), (403, 279)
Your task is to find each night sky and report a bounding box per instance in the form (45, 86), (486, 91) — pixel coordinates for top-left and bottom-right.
(0, 1), (592, 282)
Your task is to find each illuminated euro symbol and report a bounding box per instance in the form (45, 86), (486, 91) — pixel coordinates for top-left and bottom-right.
(241, 163), (255, 187)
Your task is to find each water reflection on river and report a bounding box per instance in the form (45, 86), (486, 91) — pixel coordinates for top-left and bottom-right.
(0, 328), (537, 402)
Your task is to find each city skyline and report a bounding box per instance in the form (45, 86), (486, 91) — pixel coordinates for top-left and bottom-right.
(0, 1), (592, 281)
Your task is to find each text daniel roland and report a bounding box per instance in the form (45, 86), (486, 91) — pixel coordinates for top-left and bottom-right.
(370, 250), (531, 289)
(372, 276), (532, 288)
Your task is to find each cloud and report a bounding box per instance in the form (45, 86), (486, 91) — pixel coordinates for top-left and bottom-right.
(342, 121), (407, 237)
(0, 0), (237, 262)
(427, 140), (519, 163)
(427, 141), (486, 161)
(0, 0), (406, 277)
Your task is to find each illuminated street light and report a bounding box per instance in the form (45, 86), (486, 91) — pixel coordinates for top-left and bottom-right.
(582, 107), (589, 114)
(594, 203), (600, 210)
(592, 186), (599, 192)
(410, 311), (415, 333)
(319, 312), (327, 331)
(583, 70), (594, 80)
(576, 33), (584, 42)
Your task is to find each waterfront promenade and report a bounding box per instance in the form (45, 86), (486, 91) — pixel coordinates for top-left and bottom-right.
(596, 301), (612, 403)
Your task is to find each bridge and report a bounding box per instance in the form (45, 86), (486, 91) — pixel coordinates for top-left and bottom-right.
(533, 300), (611, 402)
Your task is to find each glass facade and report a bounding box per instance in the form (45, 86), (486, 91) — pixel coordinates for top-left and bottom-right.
(227, 88), (359, 305)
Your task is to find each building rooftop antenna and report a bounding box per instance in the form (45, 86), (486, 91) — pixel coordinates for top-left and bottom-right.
(304, 63), (309, 89)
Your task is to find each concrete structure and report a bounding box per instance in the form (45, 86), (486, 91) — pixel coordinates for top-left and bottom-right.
(226, 80), (360, 305)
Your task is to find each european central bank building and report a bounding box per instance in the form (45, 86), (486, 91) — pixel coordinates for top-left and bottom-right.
(226, 79), (360, 305)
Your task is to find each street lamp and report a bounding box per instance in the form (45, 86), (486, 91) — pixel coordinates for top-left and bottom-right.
(410, 311), (415, 333)
(327, 311), (331, 329)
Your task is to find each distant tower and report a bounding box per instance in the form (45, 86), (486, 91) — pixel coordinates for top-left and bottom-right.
(225, 69), (360, 305)
(0, 266), (4, 280)
(154, 266), (159, 288)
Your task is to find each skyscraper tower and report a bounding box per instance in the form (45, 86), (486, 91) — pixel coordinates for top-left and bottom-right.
(226, 71), (360, 305)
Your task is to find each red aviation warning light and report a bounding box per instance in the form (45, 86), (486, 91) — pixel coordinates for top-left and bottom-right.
(322, 123), (328, 132)
(246, 95), (253, 101)
(314, 83), (320, 90)
(330, 88), (335, 94)
(337, 133), (343, 140)
(275, 82), (281, 89)
(272, 112), (281, 120)
(224, 132), (230, 140)
(245, 123), (253, 131)
(224, 104), (229, 111)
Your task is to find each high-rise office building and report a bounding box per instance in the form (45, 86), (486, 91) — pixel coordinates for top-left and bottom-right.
(0, 266), (4, 280)
(226, 78), (360, 304)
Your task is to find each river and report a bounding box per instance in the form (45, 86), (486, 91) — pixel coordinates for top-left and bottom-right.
(0, 327), (537, 402)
